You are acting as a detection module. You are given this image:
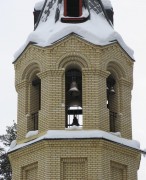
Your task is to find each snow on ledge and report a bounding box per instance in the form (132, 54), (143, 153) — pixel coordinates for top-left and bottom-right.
(110, 132), (121, 137)
(25, 130), (39, 138)
(9, 130), (140, 153)
(10, 140), (17, 149)
(65, 126), (83, 130)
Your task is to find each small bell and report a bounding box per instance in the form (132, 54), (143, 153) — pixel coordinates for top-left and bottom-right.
(71, 115), (79, 126)
(109, 86), (115, 95)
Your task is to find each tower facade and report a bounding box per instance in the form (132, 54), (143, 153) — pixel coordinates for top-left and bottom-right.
(9, 0), (141, 179)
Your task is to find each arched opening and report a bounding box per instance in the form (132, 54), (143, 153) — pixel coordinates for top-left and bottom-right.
(106, 61), (126, 132)
(21, 63), (41, 132)
(30, 75), (41, 130)
(106, 74), (117, 132)
(65, 68), (82, 128)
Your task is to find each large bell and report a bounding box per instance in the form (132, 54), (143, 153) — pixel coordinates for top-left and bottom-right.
(68, 81), (80, 97)
(68, 98), (81, 107)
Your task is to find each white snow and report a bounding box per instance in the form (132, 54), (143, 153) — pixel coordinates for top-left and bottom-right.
(14, 13), (134, 60)
(9, 129), (141, 153)
(81, 7), (89, 17)
(34, 0), (45, 11)
(143, 149), (146, 157)
(10, 140), (17, 149)
(13, 0), (134, 61)
(101, 0), (112, 9)
(25, 130), (39, 138)
(65, 126), (82, 130)
(110, 132), (121, 137)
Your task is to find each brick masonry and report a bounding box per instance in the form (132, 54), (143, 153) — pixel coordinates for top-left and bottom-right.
(9, 139), (140, 180)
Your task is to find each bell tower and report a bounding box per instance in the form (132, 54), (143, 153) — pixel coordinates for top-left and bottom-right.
(9, 0), (142, 179)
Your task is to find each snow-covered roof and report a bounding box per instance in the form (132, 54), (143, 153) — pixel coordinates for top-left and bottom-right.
(9, 129), (142, 153)
(34, 0), (45, 11)
(101, 0), (112, 9)
(34, 0), (113, 11)
(13, 0), (134, 61)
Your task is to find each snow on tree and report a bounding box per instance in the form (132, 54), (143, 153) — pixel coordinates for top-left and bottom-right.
(0, 122), (17, 180)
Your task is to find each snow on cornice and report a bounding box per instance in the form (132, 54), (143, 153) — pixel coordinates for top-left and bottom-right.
(13, 0), (134, 61)
(9, 130), (141, 153)
(34, 0), (45, 11)
(14, 14), (134, 60)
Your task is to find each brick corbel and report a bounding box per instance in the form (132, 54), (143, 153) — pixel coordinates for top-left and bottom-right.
(15, 80), (29, 92)
(37, 69), (65, 79)
(119, 78), (133, 88)
(82, 68), (110, 78)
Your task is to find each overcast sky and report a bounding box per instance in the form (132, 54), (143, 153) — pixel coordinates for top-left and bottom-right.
(0, 0), (146, 179)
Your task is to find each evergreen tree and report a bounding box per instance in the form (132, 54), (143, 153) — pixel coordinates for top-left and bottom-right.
(0, 122), (17, 180)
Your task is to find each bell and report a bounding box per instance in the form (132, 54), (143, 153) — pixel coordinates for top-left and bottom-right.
(109, 86), (115, 95)
(71, 115), (79, 126)
(68, 99), (81, 107)
(68, 81), (80, 97)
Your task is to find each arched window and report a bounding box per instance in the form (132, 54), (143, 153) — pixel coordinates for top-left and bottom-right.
(106, 61), (126, 132)
(21, 63), (41, 132)
(65, 68), (82, 128)
(30, 75), (41, 130)
(106, 74), (117, 132)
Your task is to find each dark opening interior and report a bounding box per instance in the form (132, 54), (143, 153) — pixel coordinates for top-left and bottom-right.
(31, 76), (41, 130)
(106, 75), (117, 132)
(32, 77), (41, 110)
(67, 0), (80, 17)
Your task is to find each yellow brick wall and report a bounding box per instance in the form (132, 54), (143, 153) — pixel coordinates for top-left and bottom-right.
(9, 139), (140, 180)
(61, 158), (87, 180)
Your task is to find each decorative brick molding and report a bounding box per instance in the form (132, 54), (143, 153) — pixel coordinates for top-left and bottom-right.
(22, 62), (40, 81)
(60, 157), (88, 180)
(57, 53), (89, 69)
(15, 80), (29, 92)
(22, 162), (38, 180)
(111, 161), (127, 180)
(106, 61), (126, 79)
